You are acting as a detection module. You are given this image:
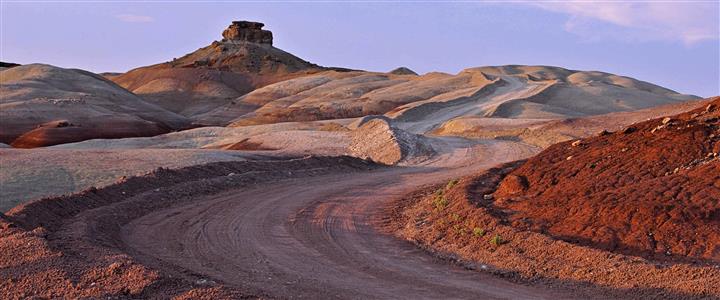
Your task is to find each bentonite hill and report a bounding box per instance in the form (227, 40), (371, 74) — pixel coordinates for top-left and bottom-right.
(0, 14), (718, 300)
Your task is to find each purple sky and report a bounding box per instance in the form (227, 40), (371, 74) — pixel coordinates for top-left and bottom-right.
(1, 2), (718, 97)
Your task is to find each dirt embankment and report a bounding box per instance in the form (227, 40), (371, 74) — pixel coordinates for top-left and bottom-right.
(0, 156), (376, 299)
(494, 99), (720, 262)
(388, 162), (720, 299)
(388, 99), (720, 299)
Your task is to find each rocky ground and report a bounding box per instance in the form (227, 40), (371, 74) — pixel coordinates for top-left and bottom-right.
(493, 99), (720, 262)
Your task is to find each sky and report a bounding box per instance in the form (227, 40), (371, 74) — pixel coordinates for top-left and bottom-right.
(1, 1), (718, 97)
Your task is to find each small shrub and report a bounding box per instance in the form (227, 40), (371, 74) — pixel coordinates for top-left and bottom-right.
(473, 227), (485, 237)
(433, 195), (448, 210)
(446, 179), (459, 190)
(489, 234), (506, 246)
(453, 224), (466, 235)
(450, 213), (462, 221)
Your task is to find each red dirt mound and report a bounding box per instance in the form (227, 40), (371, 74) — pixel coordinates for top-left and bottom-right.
(9, 119), (171, 148)
(494, 97), (720, 262)
(222, 138), (277, 151)
(389, 162), (720, 299)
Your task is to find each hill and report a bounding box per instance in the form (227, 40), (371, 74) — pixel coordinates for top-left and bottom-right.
(197, 65), (697, 131)
(111, 21), (330, 118)
(0, 64), (191, 147)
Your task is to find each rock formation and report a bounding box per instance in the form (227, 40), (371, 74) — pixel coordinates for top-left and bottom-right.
(111, 20), (324, 119)
(222, 21), (273, 45)
(348, 118), (434, 165)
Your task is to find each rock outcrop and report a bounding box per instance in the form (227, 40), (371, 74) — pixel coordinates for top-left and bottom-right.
(222, 21), (273, 45)
(348, 118), (434, 165)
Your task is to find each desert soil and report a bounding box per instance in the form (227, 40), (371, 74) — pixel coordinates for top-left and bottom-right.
(3, 101), (717, 299)
(2, 140), (594, 299)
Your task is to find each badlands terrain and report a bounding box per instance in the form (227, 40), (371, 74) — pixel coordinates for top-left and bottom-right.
(0, 21), (717, 299)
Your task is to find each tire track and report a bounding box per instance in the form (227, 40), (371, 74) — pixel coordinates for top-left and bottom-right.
(120, 140), (566, 299)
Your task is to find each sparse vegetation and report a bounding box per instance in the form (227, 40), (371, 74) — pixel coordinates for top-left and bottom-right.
(446, 179), (459, 190)
(490, 234), (506, 246)
(432, 180), (460, 211)
(452, 224), (467, 235)
(473, 227), (485, 237)
(433, 194), (449, 210)
(450, 213), (462, 221)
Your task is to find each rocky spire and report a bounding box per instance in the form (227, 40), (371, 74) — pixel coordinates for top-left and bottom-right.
(222, 21), (273, 45)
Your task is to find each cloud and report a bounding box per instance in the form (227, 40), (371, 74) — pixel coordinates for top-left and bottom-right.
(115, 14), (155, 23)
(531, 2), (719, 45)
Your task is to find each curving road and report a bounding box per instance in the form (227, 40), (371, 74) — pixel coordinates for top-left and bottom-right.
(121, 140), (568, 299)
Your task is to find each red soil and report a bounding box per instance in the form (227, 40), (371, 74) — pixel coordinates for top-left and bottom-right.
(388, 162), (720, 299)
(495, 97), (720, 262)
(9, 120), (172, 148)
(222, 138), (278, 151)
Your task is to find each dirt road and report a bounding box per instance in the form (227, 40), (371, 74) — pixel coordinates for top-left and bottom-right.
(117, 140), (578, 299)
